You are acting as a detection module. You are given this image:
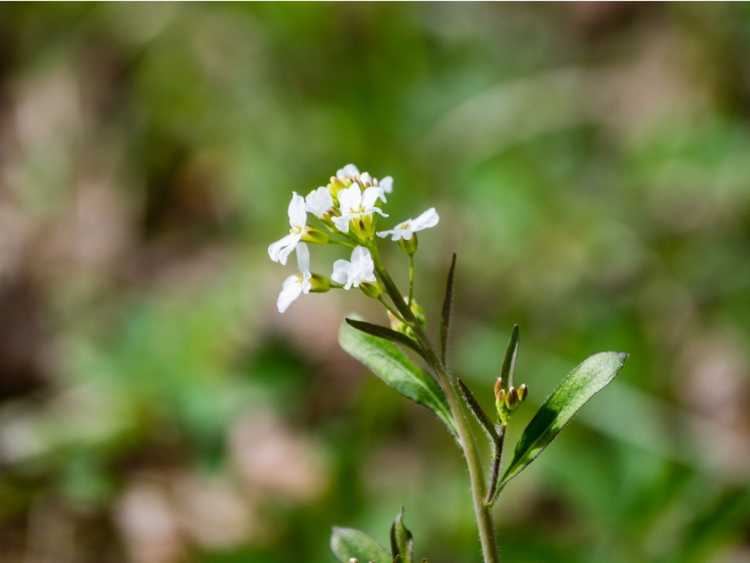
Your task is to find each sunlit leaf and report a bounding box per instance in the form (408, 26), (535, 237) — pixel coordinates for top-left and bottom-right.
(331, 527), (391, 563)
(339, 317), (457, 438)
(498, 351), (628, 491)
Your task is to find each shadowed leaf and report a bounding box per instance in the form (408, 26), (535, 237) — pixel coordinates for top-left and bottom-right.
(440, 253), (457, 367)
(339, 316), (457, 438)
(346, 318), (423, 358)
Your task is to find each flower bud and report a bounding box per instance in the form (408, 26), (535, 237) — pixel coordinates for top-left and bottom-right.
(301, 227), (328, 245)
(517, 383), (528, 402)
(399, 234), (418, 256)
(350, 215), (374, 240)
(309, 274), (330, 293)
(505, 387), (521, 409)
(359, 281), (382, 299)
(409, 297), (426, 325)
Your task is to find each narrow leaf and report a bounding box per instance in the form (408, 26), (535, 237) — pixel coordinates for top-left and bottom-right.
(498, 351), (628, 491)
(485, 425), (505, 506)
(339, 316), (457, 438)
(457, 378), (497, 445)
(345, 318), (423, 358)
(440, 253), (457, 367)
(390, 508), (414, 563)
(331, 527), (391, 563)
(500, 325), (519, 387)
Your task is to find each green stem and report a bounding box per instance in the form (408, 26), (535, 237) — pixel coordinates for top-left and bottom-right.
(370, 248), (499, 563)
(407, 254), (415, 306)
(414, 327), (499, 563)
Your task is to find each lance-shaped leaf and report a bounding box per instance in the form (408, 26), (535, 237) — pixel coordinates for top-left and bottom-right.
(345, 318), (424, 359)
(440, 253), (457, 367)
(390, 508), (414, 563)
(339, 317), (457, 438)
(498, 351), (628, 491)
(331, 527), (391, 563)
(456, 378), (505, 506)
(500, 325), (519, 388)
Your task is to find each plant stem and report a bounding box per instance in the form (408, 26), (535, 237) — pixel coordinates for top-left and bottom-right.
(369, 249), (499, 563)
(415, 328), (499, 563)
(407, 254), (415, 306)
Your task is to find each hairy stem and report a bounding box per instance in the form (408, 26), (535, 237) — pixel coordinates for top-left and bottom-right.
(370, 248), (499, 563)
(415, 328), (499, 563)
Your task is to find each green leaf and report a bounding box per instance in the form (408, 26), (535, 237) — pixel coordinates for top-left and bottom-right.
(499, 351), (628, 491)
(440, 253), (457, 367)
(345, 318), (424, 358)
(339, 316), (457, 438)
(331, 527), (391, 563)
(500, 325), (519, 387)
(390, 508), (414, 563)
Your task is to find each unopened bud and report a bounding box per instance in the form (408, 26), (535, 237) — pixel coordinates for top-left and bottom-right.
(494, 377), (504, 398)
(517, 383), (528, 402)
(309, 274), (330, 293)
(329, 177), (346, 197)
(301, 227), (328, 245)
(399, 234), (418, 256)
(409, 297), (426, 325)
(359, 281), (382, 299)
(506, 387), (520, 409)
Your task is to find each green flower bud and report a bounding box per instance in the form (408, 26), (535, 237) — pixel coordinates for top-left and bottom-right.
(301, 227), (329, 245)
(309, 274), (330, 293)
(399, 234), (418, 256)
(359, 281), (382, 299)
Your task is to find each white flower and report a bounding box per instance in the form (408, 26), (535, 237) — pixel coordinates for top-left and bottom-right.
(377, 207), (439, 241)
(377, 176), (394, 202)
(268, 192), (307, 265)
(305, 186), (333, 219)
(331, 246), (376, 290)
(277, 243), (312, 313)
(332, 184), (388, 233)
(336, 163), (360, 182)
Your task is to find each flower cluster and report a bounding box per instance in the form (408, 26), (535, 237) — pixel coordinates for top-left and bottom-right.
(268, 164), (439, 313)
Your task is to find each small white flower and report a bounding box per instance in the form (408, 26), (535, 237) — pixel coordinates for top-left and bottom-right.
(379, 176), (393, 194)
(331, 246), (376, 290)
(305, 186), (333, 219)
(332, 184), (388, 233)
(277, 243), (312, 313)
(336, 163), (360, 182)
(377, 207), (439, 241)
(268, 192), (308, 265)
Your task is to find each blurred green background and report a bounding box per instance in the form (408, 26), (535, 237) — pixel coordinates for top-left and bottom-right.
(1, 3), (749, 562)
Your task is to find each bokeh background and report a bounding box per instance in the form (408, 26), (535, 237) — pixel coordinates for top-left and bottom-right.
(1, 3), (750, 562)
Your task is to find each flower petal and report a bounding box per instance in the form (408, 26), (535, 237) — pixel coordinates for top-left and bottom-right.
(277, 275), (303, 313)
(361, 186), (382, 211)
(337, 185), (361, 214)
(412, 207), (439, 231)
(296, 242), (310, 274)
(332, 214), (351, 233)
(268, 232), (301, 265)
(380, 176), (393, 194)
(331, 259), (351, 286)
(337, 163), (359, 181)
(305, 187), (333, 218)
(288, 192), (307, 229)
